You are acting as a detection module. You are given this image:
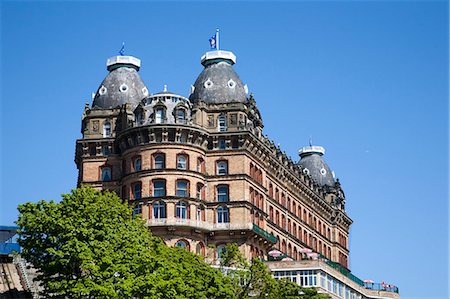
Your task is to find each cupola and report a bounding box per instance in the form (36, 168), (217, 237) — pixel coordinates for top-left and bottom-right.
(298, 144), (335, 187)
(189, 50), (248, 104)
(92, 55), (149, 109)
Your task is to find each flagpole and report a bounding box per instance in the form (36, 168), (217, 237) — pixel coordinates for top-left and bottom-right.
(216, 28), (220, 50)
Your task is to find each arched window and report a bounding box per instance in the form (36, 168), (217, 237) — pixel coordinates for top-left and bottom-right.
(103, 121), (111, 137)
(177, 154), (188, 170)
(217, 185), (229, 202)
(154, 154), (165, 169)
(133, 157), (142, 172)
(217, 206), (229, 223)
(175, 239), (189, 250)
(217, 160), (228, 175)
(269, 183), (273, 198)
(153, 201), (166, 219)
(176, 201), (188, 219)
(218, 115), (227, 132)
(217, 244), (227, 259)
(101, 167), (111, 181)
(282, 240), (287, 253)
(133, 182), (142, 200)
(269, 206), (274, 221)
(196, 242), (205, 256)
(153, 180), (166, 197)
(275, 210), (280, 225)
(155, 107), (166, 124)
(176, 180), (189, 197)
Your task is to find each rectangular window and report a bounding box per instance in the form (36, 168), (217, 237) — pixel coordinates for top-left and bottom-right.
(153, 202), (166, 219)
(133, 183), (142, 200)
(102, 145), (110, 156)
(153, 180), (166, 197)
(217, 161), (228, 175)
(196, 183), (204, 199)
(218, 115), (227, 132)
(218, 139), (226, 149)
(132, 204), (142, 216)
(176, 202), (187, 219)
(154, 154), (165, 169)
(176, 181), (188, 197)
(177, 109), (186, 123)
(155, 108), (165, 124)
(177, 155), (187, 170)
(217, 185), (229, 202)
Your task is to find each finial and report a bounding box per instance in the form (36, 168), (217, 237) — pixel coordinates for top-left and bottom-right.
(163, 84), (167, 92)
(119, 42), (125, 56)
(309, 136), (313, 147)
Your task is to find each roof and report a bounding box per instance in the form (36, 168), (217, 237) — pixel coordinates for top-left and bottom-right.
(189, 51), (248, 104)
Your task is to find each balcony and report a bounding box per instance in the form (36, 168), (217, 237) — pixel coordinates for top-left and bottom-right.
(146, 218), (253, 232)
(252, 224), (277, 243)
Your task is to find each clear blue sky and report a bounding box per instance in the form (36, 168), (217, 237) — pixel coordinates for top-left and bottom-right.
(1, 2), (448, 298)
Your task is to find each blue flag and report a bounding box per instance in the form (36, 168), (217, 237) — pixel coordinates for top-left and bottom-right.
(119, 42), (125, 56)
(209, 34), (217, 50)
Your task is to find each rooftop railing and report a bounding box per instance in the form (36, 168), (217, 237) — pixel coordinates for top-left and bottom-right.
(364, 282), (399, 294)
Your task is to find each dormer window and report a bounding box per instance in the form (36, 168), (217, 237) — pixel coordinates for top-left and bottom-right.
(103, 121), (111, 137)
(155, 107), (166, 124)
(176, 109), (186, 124)
(218, 115), (227, 132)
(135, 111), (143, 125)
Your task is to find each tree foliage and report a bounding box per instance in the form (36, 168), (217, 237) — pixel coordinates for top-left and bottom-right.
(17, 187), (234, 299)
(219, 244), (330, 299)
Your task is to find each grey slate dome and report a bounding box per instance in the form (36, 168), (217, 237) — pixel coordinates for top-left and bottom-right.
(189, 50), (248, 104)
(92, 56), (149, 109)
(298, 145), (335, 187)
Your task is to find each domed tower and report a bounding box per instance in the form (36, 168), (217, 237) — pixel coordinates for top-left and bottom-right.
(75, 55), (149, 192)
(298, 145), (335, 188)
(93, 56), (149, 109)
(298, 143), (346, 211)
(190, 50), (263, 139)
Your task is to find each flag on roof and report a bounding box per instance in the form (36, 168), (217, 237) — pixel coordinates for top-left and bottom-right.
(209, 33), (217, 50)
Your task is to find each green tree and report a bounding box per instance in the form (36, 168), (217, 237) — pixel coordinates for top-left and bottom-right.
(219, 244), (330, 299)
(17, 187), (234, 299)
